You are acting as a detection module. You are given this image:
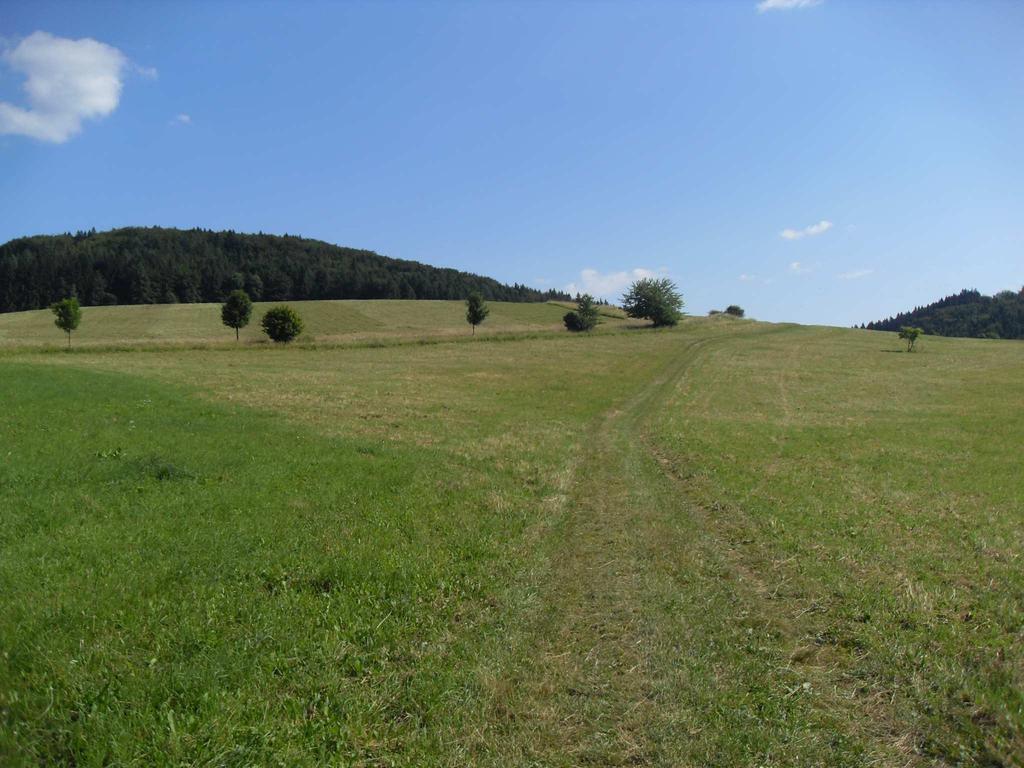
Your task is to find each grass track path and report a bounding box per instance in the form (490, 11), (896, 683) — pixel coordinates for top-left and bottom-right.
(507, 335), (717, 764)
(480, 326), (894, 766)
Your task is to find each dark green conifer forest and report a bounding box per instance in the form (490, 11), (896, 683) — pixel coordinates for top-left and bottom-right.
(0, 227), (570, 312)
(865, 288), (1024, 339)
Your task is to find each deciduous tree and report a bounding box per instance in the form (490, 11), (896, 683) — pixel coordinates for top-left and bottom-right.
(622, 278), (684, 327)
(221, 289), (253, 341)
(898, 326), (923, 352)
(50, 297), (81, 348)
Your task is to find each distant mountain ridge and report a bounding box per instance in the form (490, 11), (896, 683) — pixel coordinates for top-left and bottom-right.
(0, 227), (569, 313)
(865, 288), (1024, 339)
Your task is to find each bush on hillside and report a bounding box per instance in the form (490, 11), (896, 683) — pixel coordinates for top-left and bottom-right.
(261, 305), (304, 343)
(898, 326), (923, 352)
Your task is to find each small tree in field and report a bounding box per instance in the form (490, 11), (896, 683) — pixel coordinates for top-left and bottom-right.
(50, 297), (81, 348)
(622, 278), (684, 327)
(465, 292), (489, 335)
(899, 326), (923, 352)
(725, 305), (745, 318)
(261, 305), (304, 343)
(564, 293), (600, 332)
(221, 289), (253, 341)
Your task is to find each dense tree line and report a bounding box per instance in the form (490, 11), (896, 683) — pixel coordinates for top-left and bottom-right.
(0, 227), (570, 312)
(864, 288), (1024, 340)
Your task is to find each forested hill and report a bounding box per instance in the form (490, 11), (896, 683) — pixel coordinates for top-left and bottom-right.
(865, 288), (1024, 339)
(0, 227), (570, 312)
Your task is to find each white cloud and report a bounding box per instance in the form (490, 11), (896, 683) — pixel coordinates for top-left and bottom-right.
(172, 113), (192, 125)
(789, 261), (812, 274)
(0, 31), (127, 143)
(757, 0), (822, 12)
(780, 220), (833, 241)
(565, 267), (664, 300)
(135, 64), (159, 79)
(739, 273), (757, 282)
(838, 269), (873, 280)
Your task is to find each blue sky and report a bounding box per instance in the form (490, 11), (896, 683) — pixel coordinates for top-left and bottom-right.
(1, 0), (1021, 325)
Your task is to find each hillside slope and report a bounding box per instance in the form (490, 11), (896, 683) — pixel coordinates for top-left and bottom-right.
(0, 227), (569, 312)
(0, 299), (625, 347)
(866, 288), (1024, 339)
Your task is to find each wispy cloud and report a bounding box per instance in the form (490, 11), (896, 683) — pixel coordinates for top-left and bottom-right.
(0, 31), (127, 143)
(789, 261), (812, 274)
(738, 273), (757, 282)
(134, 64), (158, 79)
(565, 267), (665, 300)
(780, 220), (832, 241)
(757, 0), (823, 12)
(172, 113), (191, 125)
(838, 268), (873, 280)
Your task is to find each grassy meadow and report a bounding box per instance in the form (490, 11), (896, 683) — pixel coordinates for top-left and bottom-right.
(0, 299), (633, 348)
(1, 307), (1022, 766)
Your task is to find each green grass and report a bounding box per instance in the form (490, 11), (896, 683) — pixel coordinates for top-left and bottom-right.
(0, 299), (636, 348)
(1, 314), (1022, 765)
(648, 325), (1024, 765)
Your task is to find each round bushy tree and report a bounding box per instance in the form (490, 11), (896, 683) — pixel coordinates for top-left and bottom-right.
(725, 305), (745, 317)
(221, 289), (253, 340)
(622, 278), (684, 327)
(261, 305), (304, 343)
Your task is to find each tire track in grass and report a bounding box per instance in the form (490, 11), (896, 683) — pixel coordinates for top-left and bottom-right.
(476, 326), (885, 766)
(505, 334), (718, 766)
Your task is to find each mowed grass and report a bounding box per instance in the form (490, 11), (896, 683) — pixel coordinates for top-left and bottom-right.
(1, 315), (1022, 765)
(649, 326), (1024, 765)
(0, 299), (634, 348)
(0, 328), (680, 766)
